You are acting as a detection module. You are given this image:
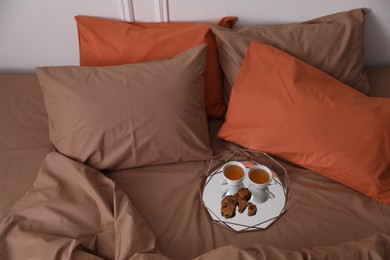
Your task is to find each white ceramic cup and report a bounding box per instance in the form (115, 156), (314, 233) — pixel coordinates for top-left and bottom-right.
(247, 164), (274, 190)
(248, 164), (275, 203)
(220, 161), (246, 196)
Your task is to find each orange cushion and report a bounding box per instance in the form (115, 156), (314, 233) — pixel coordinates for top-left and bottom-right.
(218, 41), (390, 204)
(75, 16), (237, 118)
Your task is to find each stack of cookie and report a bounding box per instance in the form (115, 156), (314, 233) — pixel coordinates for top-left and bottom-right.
(221, 188), (257, 219)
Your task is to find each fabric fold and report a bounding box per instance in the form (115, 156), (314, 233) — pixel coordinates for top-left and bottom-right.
(0, 152), (163, 260)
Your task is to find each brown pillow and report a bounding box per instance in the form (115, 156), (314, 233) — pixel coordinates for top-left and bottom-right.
(366, 66), (390, 98)
(211, 8), (370, 104)
(36, 44), (212, 170)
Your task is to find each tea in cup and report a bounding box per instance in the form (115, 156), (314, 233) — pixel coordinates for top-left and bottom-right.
(248, 165), (273, 190)
(220, 161), (246, 196)
(248, 164), (275, 203)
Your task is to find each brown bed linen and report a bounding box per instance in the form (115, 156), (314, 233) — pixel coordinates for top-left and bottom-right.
(193, 233), (390, 260)
(1, 70), (390, 259)
(0, 75), (49, 220)
(0, 152), (166, 259)
(106, 141), (390, 259)
(367, 66), (390, 98)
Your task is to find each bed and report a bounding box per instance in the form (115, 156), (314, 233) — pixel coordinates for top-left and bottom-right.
(1, 8), (390, 260)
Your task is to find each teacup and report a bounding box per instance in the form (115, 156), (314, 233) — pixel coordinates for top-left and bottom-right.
(248, 164), (274, 189)
(248, 164), (275, 203)
(220, 161), (246, 196)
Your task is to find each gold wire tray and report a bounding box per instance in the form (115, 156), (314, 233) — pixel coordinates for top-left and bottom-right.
(200, 149), (291, 232)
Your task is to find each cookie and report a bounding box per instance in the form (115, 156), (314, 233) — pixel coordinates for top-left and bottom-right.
(221, 195), (238, 219)
(221, 195), (238, 207)
(247, 202), (257, 216)
(220, 189), (254, 218)
(221, 201), (236, 219)
(237, 200), (247, 213)
(236, 188), (252, 201)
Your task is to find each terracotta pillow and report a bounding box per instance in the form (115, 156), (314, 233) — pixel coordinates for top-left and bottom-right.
(37, 44), (212, 170)
(211, 8), (370, 104)
(218, 41), (390, 204)
(75, 16), (237, 118)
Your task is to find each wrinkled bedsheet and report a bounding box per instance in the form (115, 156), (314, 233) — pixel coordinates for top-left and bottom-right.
(0, 152), (167, 259)
(1, 151), (389, 259)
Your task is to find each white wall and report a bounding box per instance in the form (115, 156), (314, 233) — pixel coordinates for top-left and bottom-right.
(0, 0), (389, 73)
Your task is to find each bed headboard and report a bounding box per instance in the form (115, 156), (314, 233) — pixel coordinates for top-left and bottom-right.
(0, 0), (389, 73)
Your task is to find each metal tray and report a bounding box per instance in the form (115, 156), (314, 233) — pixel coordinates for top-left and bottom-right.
(201, 149), (291, 232)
